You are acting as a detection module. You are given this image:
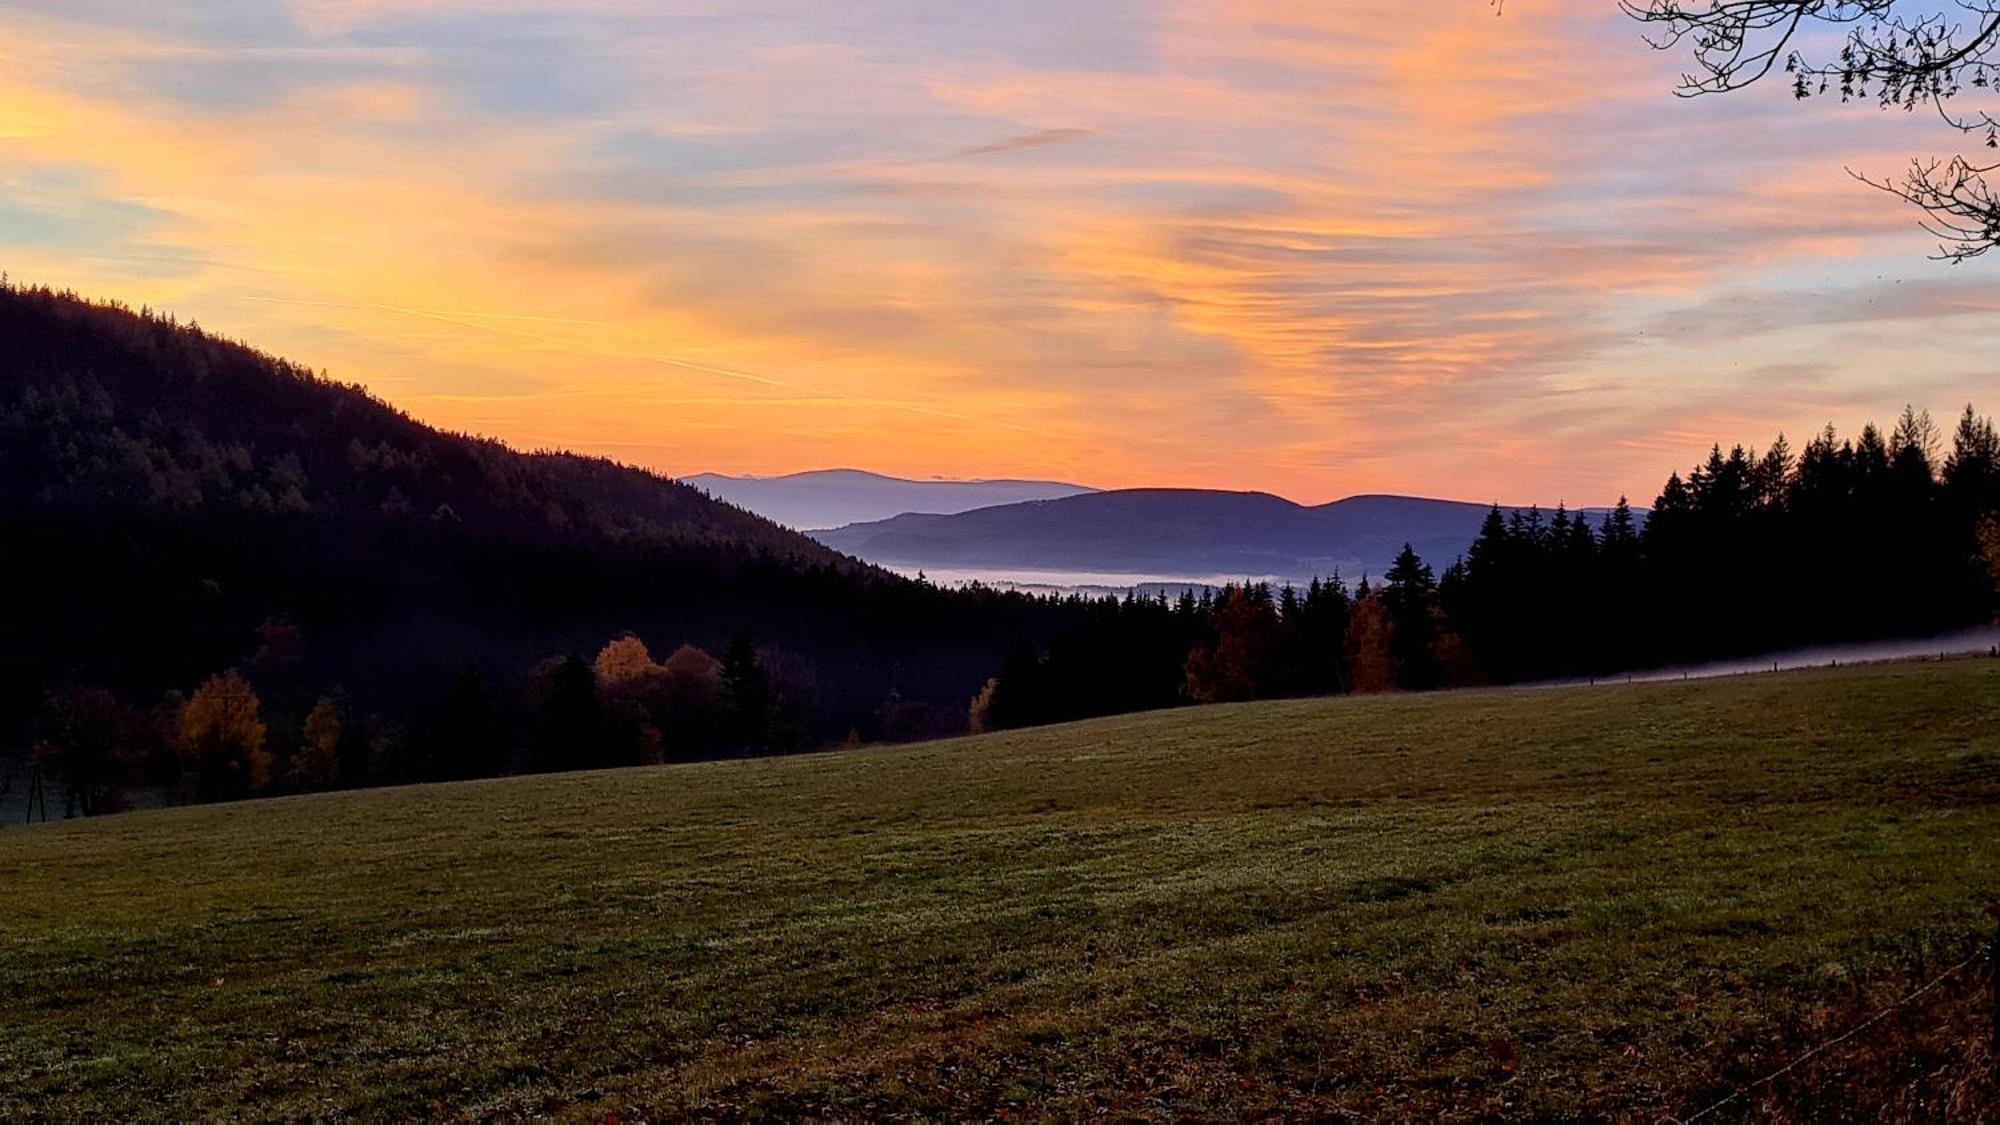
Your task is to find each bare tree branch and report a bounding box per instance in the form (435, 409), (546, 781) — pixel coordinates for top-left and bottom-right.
(1626, 0), (2000, 258)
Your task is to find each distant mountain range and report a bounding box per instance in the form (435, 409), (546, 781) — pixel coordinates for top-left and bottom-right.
(813, 489), (1641, 584)
(681, 469), (1095, 530)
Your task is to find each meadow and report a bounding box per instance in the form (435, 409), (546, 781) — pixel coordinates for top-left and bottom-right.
(3, 660), (1996, 1119)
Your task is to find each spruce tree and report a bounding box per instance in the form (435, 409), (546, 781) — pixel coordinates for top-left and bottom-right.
(539, 654), (600, 772)
(1381, 544), (1439, 691)
(437, 663), (501, 779)
(719, 630), (770, 754)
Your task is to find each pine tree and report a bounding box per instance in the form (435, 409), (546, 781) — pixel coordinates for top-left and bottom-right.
(538, 654), (601, 771)
(1381, 544), (1439, 690)
(718, 630), (770, 754)
(984, 642), (1045, 730)
(1752, 434), (1793, 510)
(1599, 497), (1639, 555)
(1450, 506), (1513, 679)
(1890, 405), (1940, 483)
(1945, 404), (2000, 508)
(437, 664), (501, 779)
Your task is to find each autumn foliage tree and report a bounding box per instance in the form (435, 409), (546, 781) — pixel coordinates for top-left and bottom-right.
(593, 633), (658, 691)
(1185, 587), (1282, 703)
(1345, 592), (1398, 694)
(289, 694), (345, 791)
(180, 669), (270, 801)
(34, 686), (141, 816)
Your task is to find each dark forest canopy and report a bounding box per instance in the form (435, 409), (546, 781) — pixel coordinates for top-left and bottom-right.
(0, 279), (1084, 808)
(3, 279), (1996, 817)
(1626, 0), (2000, 259)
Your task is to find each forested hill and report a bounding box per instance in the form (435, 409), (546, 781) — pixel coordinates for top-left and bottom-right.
(0, 282), (1039, 774)
(0, 282), (838, 560)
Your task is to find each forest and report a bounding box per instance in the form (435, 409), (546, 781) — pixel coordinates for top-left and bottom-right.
(4, 280), (1998, 816)
(980, 408), (2000, 727)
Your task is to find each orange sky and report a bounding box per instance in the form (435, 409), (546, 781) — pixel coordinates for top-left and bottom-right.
(1, 1), (1993, 505)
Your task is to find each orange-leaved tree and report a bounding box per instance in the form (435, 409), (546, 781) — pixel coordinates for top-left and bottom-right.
(181, 669), (270, 801)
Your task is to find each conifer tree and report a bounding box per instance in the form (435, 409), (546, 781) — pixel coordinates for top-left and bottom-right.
(1381, 544), (1440, 691)
(719, 630), (770, 754)
(538, 654), (601, 771)
(436, 664), (501, 779)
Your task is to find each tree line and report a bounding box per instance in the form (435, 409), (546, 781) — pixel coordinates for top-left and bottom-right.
(13, 403), (1998, 818)
(975, 405), (2000, 729)
(14, 621), (979, 817)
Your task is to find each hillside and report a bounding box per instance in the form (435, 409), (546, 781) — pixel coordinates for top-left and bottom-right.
(0, 283), (1045, 754)
(815, 488), (1637, 581)
(681, 468), (1095, 530)
(4, 660), (1994, 1119)
(0, 287), (842, 560)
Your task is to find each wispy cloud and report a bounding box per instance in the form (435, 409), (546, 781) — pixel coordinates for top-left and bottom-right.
(936, 127), (1093, 161)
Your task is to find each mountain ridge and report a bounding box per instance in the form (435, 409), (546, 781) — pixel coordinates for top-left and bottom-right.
(681, 468), (1096, 529)
(814, 488), (1641, 582)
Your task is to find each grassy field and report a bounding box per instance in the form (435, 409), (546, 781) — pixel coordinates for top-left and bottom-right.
(3, 661), (1997, 1120)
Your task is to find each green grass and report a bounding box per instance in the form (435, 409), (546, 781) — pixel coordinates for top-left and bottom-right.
(3, 661), (1997, 1119)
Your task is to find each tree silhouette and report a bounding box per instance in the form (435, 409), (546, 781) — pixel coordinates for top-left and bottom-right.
(1381, 545), (1441, 690)
(34, 687), (139, 816)
(719, 631), (770, 754)
(537, 655), (602, 771)
(436, 665), (502, 779)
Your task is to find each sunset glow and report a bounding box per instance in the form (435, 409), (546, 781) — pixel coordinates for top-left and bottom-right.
(2, 0), (1989, 502)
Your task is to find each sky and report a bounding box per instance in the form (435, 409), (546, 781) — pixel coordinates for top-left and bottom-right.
(1, 0), (1994, 505)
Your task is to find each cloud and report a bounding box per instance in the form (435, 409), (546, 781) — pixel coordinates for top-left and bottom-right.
(0, 0), (1992, 503)
(936, 127), (1093, 161)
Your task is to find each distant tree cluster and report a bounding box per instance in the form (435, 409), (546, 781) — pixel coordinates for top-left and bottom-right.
(970, 557), (1446, 732)
(978, 405), (2000, 729)
(1464, 405), (2000, 678)
(20, 619), (961, 816)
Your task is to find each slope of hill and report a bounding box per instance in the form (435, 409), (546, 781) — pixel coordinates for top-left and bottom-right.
(0, 288), (842, 562)
(0, 283), (1035, 748)
(815, 488), (1638, 581)
(4, 660), (1993, 1118)
(681, 468), (1096, 530)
